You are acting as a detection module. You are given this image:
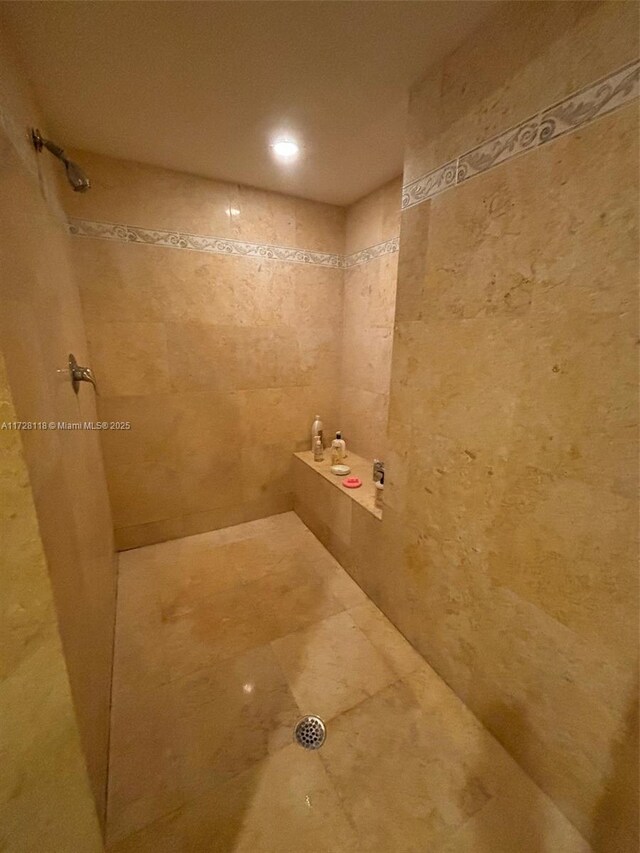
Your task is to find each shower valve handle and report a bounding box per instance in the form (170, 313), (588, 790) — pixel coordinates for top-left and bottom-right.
(69, 354), (98, 394)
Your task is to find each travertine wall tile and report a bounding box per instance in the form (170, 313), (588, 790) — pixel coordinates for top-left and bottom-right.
(340, 178), (401, 460)
(373, 6), (639, 847)
(0, 33), (116, 826)
(0, 349), (103, 851)
(65, 152), (344, 545)
(404, 2), (640, 185)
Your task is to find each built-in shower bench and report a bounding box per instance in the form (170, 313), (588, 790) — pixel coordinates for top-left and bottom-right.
(292, 449), (382, 576)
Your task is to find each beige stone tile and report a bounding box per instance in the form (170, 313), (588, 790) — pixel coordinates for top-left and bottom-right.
(239, 442), (293, 504)
(66, 149), (237, 237)
(308, 551), (369, 609)
(234, 185), (297, 247)
(439, 3), (637, 175)
(338, 385), (389, 461)
(107, 682), (183, 843)
(97, 394), (181, 470)
(233, 326), (303, 390)
(380, 176), (402, 241)
(115, 517), (185, 550)
(154, 530), (300, 615)
(173, 390), (240, 455)
(294, 197), (345, 254)
(341, 324), (393, 396)
(172, 644), (301, 799)
(187, 744), (359, 852)
(111, 743), (359, 853)
(345, 176), (401, 254)
(271, 611), (396, 720)
(348, 600), (424, 678)
(394, 198), (431, 323)
(72, 240), (172, 324)
(106, 809), (185, 853)
(318, 679), (513, 852)
(160, 581), (281, 681)
(180, 494), (293, 538)
(247, 563), (345, 640)
(346, 187), (383, 254)
(288, 264), (343, 331)
(436, 793), (591, 853)
(231, 385), (338, 451)
(86, 321), (170, 397)
(404, 67), (443, 184)
(165, 322), (239, 393)
(106, 460), (182, 528)
(293, 450), (381, 521)
(0, 141), (114, 832)
(178, 450), (244, 516)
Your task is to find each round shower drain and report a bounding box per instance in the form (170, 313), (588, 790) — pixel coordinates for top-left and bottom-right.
(294, 715), (326, 750)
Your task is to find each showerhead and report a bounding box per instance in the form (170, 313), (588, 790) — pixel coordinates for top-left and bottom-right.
(64, 159), (91, 193)
(31, 128), (91, 192)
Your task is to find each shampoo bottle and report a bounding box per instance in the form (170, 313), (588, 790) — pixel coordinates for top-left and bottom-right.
(336, 430), (347, 459)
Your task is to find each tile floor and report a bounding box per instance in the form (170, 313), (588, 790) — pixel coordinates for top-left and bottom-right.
(107, 512), (590, 852)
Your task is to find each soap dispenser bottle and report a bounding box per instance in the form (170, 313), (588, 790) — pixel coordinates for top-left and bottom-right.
(313, 433), (324, 462)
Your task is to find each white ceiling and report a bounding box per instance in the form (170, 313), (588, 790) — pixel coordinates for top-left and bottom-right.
(0, 1), (496, 206)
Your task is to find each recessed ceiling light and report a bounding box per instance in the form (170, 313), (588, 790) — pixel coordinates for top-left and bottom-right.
(271, 138), (300, 161)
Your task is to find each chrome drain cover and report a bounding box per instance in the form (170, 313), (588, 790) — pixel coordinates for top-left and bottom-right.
(294, 715), (326, 750)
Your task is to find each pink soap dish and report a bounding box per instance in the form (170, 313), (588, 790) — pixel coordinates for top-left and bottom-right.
(342, 477), (362, 489)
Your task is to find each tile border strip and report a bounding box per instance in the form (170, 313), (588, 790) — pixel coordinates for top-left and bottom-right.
(67, 218), (400, 268)
(67, 219), (344, 269)
(343, 237), (400, 269)
(403, 57), (639, 209)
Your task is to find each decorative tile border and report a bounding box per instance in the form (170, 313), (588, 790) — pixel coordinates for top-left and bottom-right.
(403, 58), (639, 208)
(402, 161), (457, 210)
(343, 237), (400, 269)
(539, 60), (639, 145)
(67, 218), (400, 269)
(67, 219), (343, 269)
(457, 116), (539, 183)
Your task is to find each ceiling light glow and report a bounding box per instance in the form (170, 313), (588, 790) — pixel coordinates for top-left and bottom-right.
(271, 138), (300, 161)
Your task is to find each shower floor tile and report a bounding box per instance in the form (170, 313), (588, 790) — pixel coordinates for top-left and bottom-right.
(107, 511), (590, 852)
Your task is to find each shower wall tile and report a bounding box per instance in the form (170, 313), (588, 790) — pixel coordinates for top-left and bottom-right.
(0, 352), (103, 852)
(360, 4), (639, 849)
(63, 150), (241, 238)
(345, 177), (401, 256)
(64, 152), (344, 546)
(86, 321), (171, 396)
(295, 196), (346, 254)
(339, 177), (401, 460)
(0, 32), (116, 829)
(64, 148), (345, 254)
(403, 2), (640, 187)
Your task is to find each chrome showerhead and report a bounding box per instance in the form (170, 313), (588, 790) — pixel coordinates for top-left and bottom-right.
(64, 159), (91, 193)
(31, 128), (91, 192)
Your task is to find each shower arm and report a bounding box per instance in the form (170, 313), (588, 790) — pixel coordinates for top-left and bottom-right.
(30, 128), (91, 192)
